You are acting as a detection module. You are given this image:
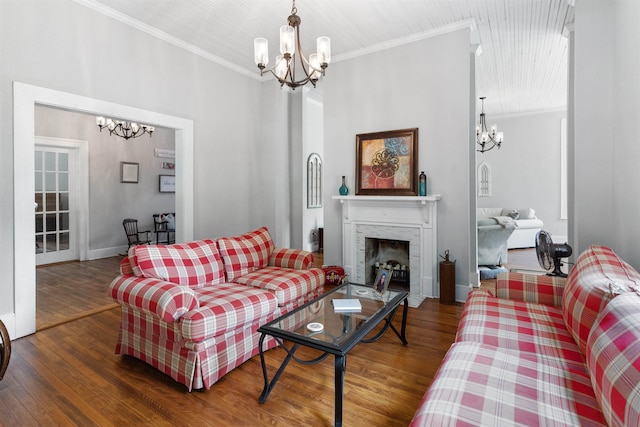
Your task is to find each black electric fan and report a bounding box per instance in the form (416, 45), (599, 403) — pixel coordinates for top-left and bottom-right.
(535, 230), (572, 277)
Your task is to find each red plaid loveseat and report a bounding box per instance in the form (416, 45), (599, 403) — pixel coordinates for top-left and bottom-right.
(108, 227), (324, 391)
(411, 245), (640, 426)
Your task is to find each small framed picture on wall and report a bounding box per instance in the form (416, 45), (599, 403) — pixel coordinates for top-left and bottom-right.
(120, 162), (139, 183)
(159, 175), (175, 193)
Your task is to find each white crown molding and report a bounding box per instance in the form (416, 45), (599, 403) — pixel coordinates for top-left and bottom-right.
(73, 2), (475, 82)
(71, 0), (261, 80)
(562, 23), (575, 38)
(333, 19), (476, 64)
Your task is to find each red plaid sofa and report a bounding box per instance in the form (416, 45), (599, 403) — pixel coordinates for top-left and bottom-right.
(411, 245), (640, 426)
(108, 227), (324, 391)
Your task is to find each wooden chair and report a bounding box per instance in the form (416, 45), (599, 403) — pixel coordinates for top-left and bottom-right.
(122, 218), (152, 249)
(153, 213), (176, 244)
(0, 319), (10, 381)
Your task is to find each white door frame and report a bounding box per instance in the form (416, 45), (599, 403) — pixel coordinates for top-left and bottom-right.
(13, 82), (194, 339)
(35, 137), (89, 264)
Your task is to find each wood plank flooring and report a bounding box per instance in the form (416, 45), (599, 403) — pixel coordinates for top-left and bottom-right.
(5, 252), (465, 426)
(36, 256), (123, 331)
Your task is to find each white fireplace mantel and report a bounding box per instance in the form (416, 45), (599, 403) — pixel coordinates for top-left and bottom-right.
(332, 195), (441, 307)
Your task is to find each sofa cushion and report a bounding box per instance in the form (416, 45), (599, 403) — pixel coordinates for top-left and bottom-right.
(269, 247), (315, 270)
(563, 245), (640, 355)
(132, 240), (225, 289)
(410, 341), (605, 426)
(502, 208), (536, 219)
(476, 208), (504, 220)
(477, 218), (498, 227)
(587, 293), (640, 427)
(233, 266), (324, 306)
(457, 290), (586, 367)
(217, 227), (275, 281)
(180, 284), (278, 342)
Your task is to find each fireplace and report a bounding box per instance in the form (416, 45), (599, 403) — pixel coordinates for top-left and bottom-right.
(365, 238), (410, 290)
(333, 195), (441, 307)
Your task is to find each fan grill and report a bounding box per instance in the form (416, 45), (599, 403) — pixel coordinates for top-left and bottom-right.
(535, 230), (572, 277)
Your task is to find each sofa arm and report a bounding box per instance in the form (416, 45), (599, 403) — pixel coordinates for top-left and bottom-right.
(119, 256), (134, 275)
(109, 275), (199, 323)
(495, 272), (565, 307)
(268, 247), (315, 270)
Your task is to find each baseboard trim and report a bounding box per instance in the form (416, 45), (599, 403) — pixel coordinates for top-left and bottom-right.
(88, 246), (127, 260)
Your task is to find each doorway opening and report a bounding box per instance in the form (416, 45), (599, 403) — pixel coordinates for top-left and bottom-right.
(12, 82), (195, 339)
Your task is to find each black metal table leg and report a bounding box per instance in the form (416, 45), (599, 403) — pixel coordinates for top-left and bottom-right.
(334, 354), (346, 427)
(400, 297), (408, 343)
(258, 334), (299, 403)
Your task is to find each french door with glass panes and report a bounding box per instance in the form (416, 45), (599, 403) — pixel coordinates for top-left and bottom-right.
(35, 145), (79, 265)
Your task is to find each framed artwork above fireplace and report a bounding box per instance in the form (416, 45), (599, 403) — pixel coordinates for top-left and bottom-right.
(355, 128), (418, 196)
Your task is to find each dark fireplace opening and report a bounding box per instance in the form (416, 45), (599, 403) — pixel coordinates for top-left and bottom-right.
(365, 237), (410, 291)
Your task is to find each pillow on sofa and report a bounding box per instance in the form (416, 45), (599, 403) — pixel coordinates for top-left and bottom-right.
(586, 292), (640, 427)
(562, 245), (640, 355)
(506, 210), (520, 220)
(501, 208), (535, 219)
(217, 227), (275, 281)
(132, 239), (226, 288)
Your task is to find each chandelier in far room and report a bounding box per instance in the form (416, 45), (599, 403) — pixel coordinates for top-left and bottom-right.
(253, 0), (331, 89)
(96, 116), (154, 140)
(476, 97), (504, 153)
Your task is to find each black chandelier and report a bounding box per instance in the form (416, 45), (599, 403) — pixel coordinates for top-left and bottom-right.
(253, 0), (331, 89)
(476, 97), (504, 153)
(96, 117), (154, 140)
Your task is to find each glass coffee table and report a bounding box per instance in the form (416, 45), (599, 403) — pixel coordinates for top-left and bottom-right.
(257, 282), (409, 427)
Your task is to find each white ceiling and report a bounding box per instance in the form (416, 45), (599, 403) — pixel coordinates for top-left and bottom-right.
(80, 0), (575, 116)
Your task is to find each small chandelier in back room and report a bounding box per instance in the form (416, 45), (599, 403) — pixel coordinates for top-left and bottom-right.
(476, 97), (504, 153)
(253, 0), (331, 89)
(96, 116), (154, 140)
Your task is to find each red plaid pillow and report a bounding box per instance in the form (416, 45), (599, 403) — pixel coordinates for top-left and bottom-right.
(132, 239), (226, 288)
(269, 247), (314, 270)
(587, 293), (640, 427)
(217, 227), (274, 281)
(563, 245), (640, 354)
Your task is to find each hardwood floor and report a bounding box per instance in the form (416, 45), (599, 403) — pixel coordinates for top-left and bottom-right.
(36, 256), (123, 331)
(5, 253), (464, 426)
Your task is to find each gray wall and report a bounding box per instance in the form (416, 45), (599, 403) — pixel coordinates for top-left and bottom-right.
(476, 110), (568, 239)
(301, 89), (325, 252)
(35, 106), (176, 253)
(323, 30), (473, 290)
(4, 0), (639, 329)
(0, 1), (267, 319)
(573, 0), (640, 267)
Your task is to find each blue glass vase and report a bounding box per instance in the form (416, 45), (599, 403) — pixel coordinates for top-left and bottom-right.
(339, 176), (349, 195)
(419, 171), (427, 196)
